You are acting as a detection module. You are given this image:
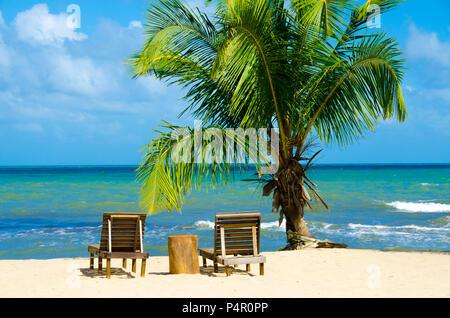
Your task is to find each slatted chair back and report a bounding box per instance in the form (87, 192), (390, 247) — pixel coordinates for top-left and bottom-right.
(99, 212), (147, 252)
(213, 211), (261, 258)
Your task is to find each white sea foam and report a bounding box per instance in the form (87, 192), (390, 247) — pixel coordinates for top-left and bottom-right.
(261, 220), (286, 230)
(193, 219), (286, 231)
(386, 201), (450, 213)
(14, 226), (99, 236)
(259, 220), (334, 232)
(0, 226), (99, 241)
(348, 223), (450, 232)
(420, 183), (439, 186)
(193, 220), (215, 229)
(192, 219), (339, 232)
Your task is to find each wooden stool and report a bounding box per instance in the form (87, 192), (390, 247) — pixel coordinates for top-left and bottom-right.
(168, 235), (200, 274)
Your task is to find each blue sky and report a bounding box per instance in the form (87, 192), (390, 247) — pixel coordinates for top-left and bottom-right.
(0, 0), (449, 165)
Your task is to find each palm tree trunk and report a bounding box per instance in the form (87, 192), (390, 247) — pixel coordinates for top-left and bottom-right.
(285, 209), (311, 237)
(282, 199), (311, 247)
(275, 159), (312, 247)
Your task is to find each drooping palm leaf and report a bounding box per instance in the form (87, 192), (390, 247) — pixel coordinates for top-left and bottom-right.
(136, 121), (270, 214)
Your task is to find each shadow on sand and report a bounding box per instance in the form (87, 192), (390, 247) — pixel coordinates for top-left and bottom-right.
(80, 267), (134, 279)
(78, 265), (256, 278)
(200, 265), (256, 277)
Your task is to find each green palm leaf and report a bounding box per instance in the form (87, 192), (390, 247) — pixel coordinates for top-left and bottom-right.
(136, 121), (270, 214)
(129, 0), (407, 242)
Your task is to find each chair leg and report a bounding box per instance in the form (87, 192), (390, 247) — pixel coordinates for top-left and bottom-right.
(132, 259), (137, 273)
(225, 266), (232, 277)
(259, 263), (264, 276)
(246, 264), (250, 272)
(106, 258), (111, 279)
(98, 257), (103, 273)
(141, 259), (146, 277)
(89, 253), (94, 269)
(122, 258), (127, 269)
(213, 262), (218, 273)
(202, 257), (207, 268)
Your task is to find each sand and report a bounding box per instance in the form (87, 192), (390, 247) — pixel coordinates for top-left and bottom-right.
(0, 248), (448, 298)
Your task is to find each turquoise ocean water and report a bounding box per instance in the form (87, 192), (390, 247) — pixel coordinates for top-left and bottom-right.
(0, 165), (449, 259)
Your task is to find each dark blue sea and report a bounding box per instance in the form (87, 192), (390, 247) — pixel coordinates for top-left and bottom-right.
(0, 165), (449, 259)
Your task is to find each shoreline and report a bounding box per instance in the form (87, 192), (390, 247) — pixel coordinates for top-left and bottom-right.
(0, 248), (448, 298)
(1, 247), (449, 261)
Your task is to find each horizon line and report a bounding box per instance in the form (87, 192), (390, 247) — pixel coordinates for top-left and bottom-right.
(0, 163), (449, 167)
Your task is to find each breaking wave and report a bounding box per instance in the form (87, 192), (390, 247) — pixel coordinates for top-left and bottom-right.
(348, 223), (450, 232)
(193, 219), (286, 231)
(386, 201), (450, 213)
(193, 220), (215, 229)
(193, 219), (338, 232)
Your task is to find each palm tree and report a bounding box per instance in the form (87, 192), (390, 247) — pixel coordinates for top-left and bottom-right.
(129, 0), (407, 248)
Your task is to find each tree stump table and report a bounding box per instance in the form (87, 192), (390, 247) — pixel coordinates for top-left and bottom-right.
(168, 235), (200, 274)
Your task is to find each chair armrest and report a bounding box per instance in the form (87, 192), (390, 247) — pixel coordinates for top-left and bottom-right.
(220, 226), (226, 259)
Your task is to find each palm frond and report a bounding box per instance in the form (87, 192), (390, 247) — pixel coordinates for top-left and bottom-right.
(297, 31), (406, 146)
(129, 0), (408, 216)
(137, 121), (271, 214)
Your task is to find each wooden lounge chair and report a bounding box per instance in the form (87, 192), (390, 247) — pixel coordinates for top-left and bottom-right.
(199, 211), (266, 276)
(88, 212), (149, 279)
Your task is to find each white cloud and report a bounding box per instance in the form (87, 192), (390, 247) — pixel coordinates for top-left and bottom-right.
(128, 20), (142, 29)
(47, 52), (113, 96)
(403, 85), (415, 93)
(136, 76), (169, 95)
(0, 4), (186, 161)
(13, 4), (87, 46)
(0, 45), (10, 69)
(407, 24), (450, 67)
(0, 10), (6, 28)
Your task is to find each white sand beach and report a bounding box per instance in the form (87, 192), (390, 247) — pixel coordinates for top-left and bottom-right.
(0, 248), (448, 298)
